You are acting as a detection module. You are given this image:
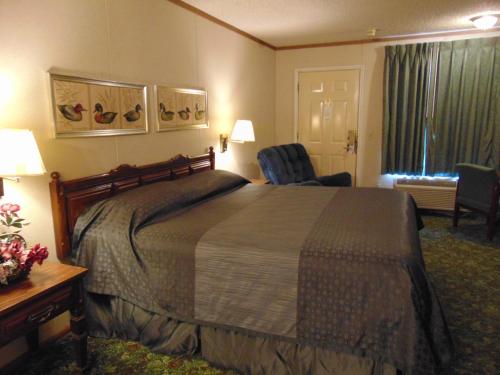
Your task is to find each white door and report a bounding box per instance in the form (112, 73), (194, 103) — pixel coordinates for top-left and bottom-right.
(297, 69), (360, 185)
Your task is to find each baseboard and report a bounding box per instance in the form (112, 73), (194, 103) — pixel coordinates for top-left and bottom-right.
(0, 326), (70, 375)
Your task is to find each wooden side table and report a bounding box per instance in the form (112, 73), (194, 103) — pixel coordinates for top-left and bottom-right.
(249, 178), (270, 185)
(0, 262), (88, 368)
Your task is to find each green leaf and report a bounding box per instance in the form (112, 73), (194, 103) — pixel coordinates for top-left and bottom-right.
(11, 223), (23, 228)
(6, 216), (12, 225)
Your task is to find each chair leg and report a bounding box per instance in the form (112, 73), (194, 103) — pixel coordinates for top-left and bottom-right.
(453, 202), (460, 227)
(487, 185), (499, 241)
(487, 209), (497, 241)
(487, 222), (495, 241)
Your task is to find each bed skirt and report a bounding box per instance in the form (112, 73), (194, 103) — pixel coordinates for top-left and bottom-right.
(86, 293), (398, 375)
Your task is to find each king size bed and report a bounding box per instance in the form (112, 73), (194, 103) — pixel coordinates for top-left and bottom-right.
(49, 147), (452, 375)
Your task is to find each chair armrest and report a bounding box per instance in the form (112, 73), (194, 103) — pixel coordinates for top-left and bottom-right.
(317, 172), (352, 187)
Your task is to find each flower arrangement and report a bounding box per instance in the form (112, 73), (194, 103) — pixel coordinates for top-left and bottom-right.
(0, 203), (48, 285)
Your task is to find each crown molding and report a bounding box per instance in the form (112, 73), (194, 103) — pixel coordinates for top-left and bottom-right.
(167, 0), (276, 50)
(167, 1), (500, 52)
(276, 27), (500, 50)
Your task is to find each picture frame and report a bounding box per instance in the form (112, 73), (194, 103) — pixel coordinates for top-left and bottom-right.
(154, 85), (208, 132)
(50, 73), (148, 138)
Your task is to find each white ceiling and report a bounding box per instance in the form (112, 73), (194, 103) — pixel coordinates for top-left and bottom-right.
(182, 0), (500, 47)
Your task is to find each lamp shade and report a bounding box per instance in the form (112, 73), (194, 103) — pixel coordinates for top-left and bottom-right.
(230, 120), (255, 143)
(0, 129), (46, 176)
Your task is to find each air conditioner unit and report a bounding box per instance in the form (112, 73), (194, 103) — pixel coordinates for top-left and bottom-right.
(393, 178), (457, 211)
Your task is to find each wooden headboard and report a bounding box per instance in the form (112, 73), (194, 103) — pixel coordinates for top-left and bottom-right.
(49, 146), (215, 261)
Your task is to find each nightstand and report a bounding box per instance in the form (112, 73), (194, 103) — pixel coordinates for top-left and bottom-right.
(249, 178), (270, 185)
(0, 262), (88, 367)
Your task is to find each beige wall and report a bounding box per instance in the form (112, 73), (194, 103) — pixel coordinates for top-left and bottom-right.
(275, 30), (500, 188)
(1, 0), (498, 367)
(0, 0), (274, 366)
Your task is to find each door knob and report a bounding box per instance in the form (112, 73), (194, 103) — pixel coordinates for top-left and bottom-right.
(345, 130), (358, 153)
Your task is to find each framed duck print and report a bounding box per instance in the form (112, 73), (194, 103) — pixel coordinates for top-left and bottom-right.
(154, 85), (208, 132)
(50, 73), (148, 137)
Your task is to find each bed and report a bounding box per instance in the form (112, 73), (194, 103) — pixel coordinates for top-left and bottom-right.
(49, 147), (453, 375)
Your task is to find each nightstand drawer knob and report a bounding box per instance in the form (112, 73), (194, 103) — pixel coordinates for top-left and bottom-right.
(27, 304), (57, 324)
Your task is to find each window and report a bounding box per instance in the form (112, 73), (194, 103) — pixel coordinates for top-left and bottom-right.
(382, 37), (499, 176)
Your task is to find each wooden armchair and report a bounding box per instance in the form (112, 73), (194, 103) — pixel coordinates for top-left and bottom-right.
(453, 163), (500, 240)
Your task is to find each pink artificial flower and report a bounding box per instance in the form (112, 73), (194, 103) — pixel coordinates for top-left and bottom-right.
(0, 240), (35, 270)
(3, 240), (25, 262)
(0, 203), (12, 213)
(0, 203), (48, 281)
(28, 243), (49, 265)
(0, 265), (7, 285)
(0, 203), (20, 214)
(0, 242), (11, 260)
(9, 204), (20, 213)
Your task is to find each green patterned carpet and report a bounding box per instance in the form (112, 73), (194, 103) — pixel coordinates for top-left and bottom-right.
(5, 214), (499, 375)
(419, 214), (499, 374)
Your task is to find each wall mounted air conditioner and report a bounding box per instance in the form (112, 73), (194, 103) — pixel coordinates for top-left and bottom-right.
(393, 177), (457, 211)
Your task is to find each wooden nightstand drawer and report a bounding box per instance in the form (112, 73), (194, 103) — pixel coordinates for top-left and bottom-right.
(0, 262), (88, 368)
(249, 178), (269, 185)
(0, 286), (72, 344)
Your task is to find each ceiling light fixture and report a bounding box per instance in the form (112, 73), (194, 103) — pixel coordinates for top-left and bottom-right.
(470, 13), (499, 30)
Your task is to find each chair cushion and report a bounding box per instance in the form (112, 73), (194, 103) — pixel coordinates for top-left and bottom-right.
(456, 196), (491, 213)
(317, 173), (352, 187)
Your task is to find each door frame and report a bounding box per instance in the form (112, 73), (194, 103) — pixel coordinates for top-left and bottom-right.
(293, 65), (365, 185)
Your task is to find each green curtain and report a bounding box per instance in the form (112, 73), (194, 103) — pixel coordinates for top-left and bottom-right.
(427, 37), (500, 175)
(382, 43), (435, 174)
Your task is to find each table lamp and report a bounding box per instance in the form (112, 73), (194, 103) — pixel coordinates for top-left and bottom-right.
(0, 129), (46, 197)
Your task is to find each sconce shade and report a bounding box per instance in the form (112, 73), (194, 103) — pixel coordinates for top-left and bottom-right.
(231, 120), (255, 143)
(0, 129), (46, 176)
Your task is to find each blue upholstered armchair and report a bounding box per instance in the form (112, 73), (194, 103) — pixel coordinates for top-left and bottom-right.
(257, 143), (352, 187)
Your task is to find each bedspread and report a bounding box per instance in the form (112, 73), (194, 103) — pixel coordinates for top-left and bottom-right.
(73, 170), (452, 374)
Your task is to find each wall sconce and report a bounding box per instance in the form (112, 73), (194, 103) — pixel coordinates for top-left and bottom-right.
(0, 129), (46, 197)
(220, 120), (255, 153)
(220, 134), (229, 153)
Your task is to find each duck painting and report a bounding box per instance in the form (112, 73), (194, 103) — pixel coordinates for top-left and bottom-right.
(123, 104), (142, 122)
(159, 103), (175, 121)
(94, 103), (117, 124)
(58, 103), (86, 121)
(194, 103), (205, 121)
(178, 107), (191, 120)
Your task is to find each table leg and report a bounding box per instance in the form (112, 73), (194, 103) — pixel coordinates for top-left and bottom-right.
(70, 281), (87, 368)
(25, 328), (39, 351)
